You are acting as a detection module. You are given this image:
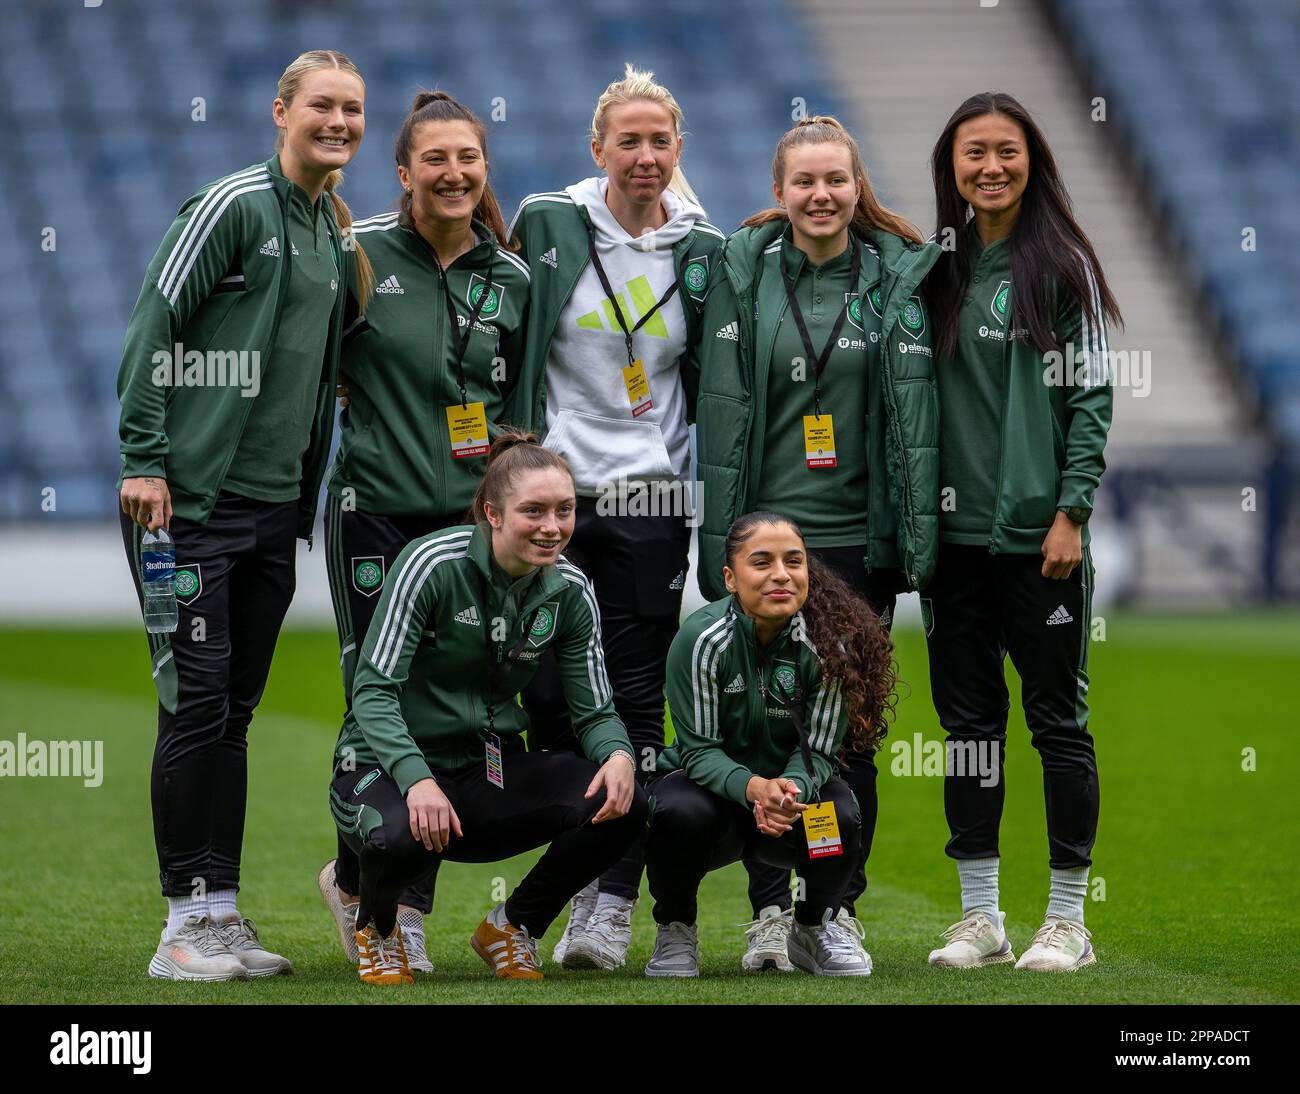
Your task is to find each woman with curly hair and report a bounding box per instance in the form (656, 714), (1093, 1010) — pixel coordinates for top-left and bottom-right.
(642, 511), (896, 978)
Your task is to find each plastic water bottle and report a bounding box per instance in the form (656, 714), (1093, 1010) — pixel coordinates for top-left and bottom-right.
(141, 528), (178, 634)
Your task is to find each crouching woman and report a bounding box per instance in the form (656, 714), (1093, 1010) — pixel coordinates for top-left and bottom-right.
(643, 511), (896, 978)
(330, 430), (646, 984)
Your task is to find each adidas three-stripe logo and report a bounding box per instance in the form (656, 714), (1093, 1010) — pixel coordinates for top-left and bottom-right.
(158, 165), (272, 305)
(259, 237), (281, 257)
(539, 247), (558, 269)
(376, 274), (405, 294)
(454, 606), (480, 626)
(1046, 605), (1074, 626)
(724, 673), (745, 694)
(715, 322), (739, 341)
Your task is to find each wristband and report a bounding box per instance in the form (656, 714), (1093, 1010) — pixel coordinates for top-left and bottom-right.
(608, 749), (635, 770)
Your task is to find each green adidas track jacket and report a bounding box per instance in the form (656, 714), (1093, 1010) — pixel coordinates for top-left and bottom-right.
(335, 523), (633, 793)
(694, 222), (944, 598)
(116, 155), (350, 539)
(505, 189), (725, 431)
(328, 215), (531, 517)
(659, 596), (848, 807)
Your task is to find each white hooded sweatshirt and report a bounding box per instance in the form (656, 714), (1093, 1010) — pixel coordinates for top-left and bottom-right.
(543, 176), (705, 496)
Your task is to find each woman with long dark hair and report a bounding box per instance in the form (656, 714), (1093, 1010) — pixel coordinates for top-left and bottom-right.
(642, 511), (896, 977)
(923, 92), (1120, 972)
(316, 90), (531, 974)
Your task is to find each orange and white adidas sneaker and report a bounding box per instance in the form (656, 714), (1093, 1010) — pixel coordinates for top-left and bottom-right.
(355, 922), (414, 986)
(470, 904), (543, 980)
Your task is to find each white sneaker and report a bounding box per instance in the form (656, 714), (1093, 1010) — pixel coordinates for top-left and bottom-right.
(551, 881), (598, 964)
(645, 921), (699, 978)
(928, 910), (1016, 968)
(787, 909), (873, 977)
(397, 906), (434, 973)
(740, 905), (795, 972)
(1015, 915), (1096, 972)
(318, 860), (359, 963)
(211, 916), (292, 977)
(148, 914), (249, 981)
(562, 894), (635, 970)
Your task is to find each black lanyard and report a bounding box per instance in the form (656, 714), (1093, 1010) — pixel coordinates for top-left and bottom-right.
(427, 240), (495, 409)
(757, 643), (821, 805)
(586, 234), (683, 368)
(778, 240), (861, 419)
(476, 573), (536, 739)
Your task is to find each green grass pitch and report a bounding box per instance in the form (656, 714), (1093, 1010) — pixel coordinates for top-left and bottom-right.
(1, 613), (1296, 1004)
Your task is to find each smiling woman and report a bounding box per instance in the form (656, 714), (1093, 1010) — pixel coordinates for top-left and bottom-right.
(504, 64), (726, 972)
(316, 91), (532, 971)
(329, 429), (645, 985)
(114, 49), (367, 984)
(642, 510), (896, 978)
(694, 115), (943, 967)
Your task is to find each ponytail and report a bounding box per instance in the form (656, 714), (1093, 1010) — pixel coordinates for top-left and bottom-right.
(742, 115), (922, 245)
(395, 90), (516, 250)
(470, 427), (576, 525)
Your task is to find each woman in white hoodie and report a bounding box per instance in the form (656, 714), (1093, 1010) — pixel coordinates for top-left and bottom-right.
(507, 64), (724, 971)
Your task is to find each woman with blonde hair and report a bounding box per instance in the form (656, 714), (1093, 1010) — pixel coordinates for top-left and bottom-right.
(117, 49), (369, 981)
(695, 114), (943, 971)
(507, 64), (725, 971)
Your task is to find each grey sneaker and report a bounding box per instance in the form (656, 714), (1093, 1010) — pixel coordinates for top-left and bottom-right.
(563, 894), (635, 970)
(928, 910), (1015, 968)
(788, 909), (873, 977)
(551, 881), (599, 964)
(318, 859), (359, 963)
(211, 916), (293, 977)
(740, 905), (795, 972)
(148, 914), (249, 981)
(397, 906), (434, 973)
(645, 921), (699, 978)
(1015, 916), (1096, 972)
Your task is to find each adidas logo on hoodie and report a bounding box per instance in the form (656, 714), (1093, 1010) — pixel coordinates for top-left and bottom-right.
(668, 570), (685, 591)
(724, 673), (746, 694)
(715, 322), (739, 341)
(259, 237), (281, 258)
(539, 247), (558, 269)
(376, 275), (405, 294)
(1046, 605), (1074, 626)
(454, 606), (481, 626)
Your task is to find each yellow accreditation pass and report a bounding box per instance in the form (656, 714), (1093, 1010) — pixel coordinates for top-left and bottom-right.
(803, 800), (843, 858)
(446, 402), (489, 459)
(622, 358), (654, 418)
(803, 414), (837, 469)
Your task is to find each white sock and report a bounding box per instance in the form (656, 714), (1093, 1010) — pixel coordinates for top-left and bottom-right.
(488, 903), (510, 929)
(1046, 866), (1089, 924)
(208, 889), (239, 923)
(957, 857), (1001, 919)
(166, 893), (207, 932)
(594, 890), (635, 913)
